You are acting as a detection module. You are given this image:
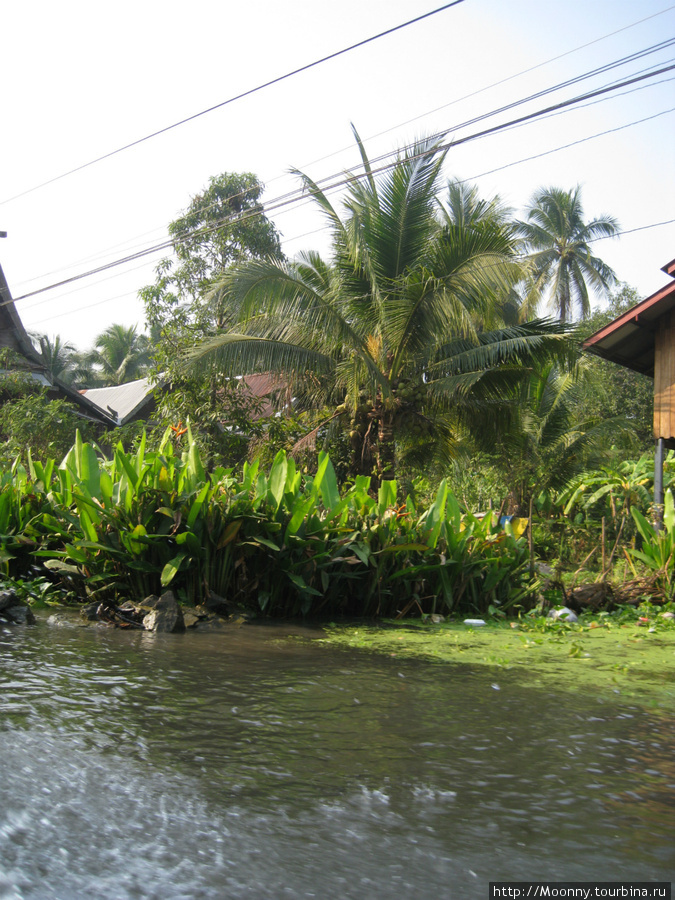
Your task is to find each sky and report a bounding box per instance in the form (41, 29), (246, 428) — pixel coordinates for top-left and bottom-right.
(1, 0), (674, 351)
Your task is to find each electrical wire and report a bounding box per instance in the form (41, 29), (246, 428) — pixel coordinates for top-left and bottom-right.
(26, 216), (675, 332)
(463, 105), (675, 184)
(340, 3), (675, 150)
(10, 12), (675, 288)
(9, 59), (675, 307)
(0, 0), (467, 206)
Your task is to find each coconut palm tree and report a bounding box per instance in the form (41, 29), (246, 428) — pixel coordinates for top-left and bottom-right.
(31, 333), (78, 383)
(487, 361), (636, 516)
(518, 186), (619, 323)
(87, 324), (151, 386)
(188, 134), (572, 482)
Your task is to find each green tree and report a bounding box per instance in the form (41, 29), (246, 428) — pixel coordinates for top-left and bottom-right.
(485, 361), (636, 516)
(138, 172), (284, 467)
(0, 393), (92, 465)
(31, 334), (79, 383)
(188, 133), (571, 483)
(575, 285), (654, 449)
(518, 186), (619, 323)
(141, 171), (283, 335)
(85, 324), (151, 386)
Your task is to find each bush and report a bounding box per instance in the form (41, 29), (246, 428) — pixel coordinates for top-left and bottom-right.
(0, 394), (93, 468)
(1, 430), (537, 618)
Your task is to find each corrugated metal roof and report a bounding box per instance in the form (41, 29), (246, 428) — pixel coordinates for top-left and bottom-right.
(82, 377), (156, 425)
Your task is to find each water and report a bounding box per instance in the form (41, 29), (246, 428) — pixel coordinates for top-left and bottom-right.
(0, 615), (673, 899)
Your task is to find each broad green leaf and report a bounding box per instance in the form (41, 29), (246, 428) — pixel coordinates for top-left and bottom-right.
(76, 503), (98, 543)
(664, 489), (675, 534)
(249, 536), (280, 552)
(187, 482), (210, 529)
(43, 559), (82, 576)
(630, 507), (655, 544)
(268, 450), (288, 511)
(79, 442), (101, 499)
(287, 495), (317, 537)
(377, 479), (397, 518)
(161, 553), (187, 586)
(315, 451), (340, 510)
(187, 431), (206, 485)
(288, 572), (322, 596)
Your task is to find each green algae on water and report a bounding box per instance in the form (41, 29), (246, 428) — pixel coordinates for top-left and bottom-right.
(321, 617), (675, 710)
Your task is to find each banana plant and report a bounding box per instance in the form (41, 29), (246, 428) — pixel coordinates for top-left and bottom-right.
(630, 489), (675, 596)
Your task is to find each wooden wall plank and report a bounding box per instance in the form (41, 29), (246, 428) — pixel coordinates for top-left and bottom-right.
(654, 308), (675, 440)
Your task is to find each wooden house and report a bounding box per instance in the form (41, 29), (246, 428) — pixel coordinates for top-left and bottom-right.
(583, 257), (675, 514)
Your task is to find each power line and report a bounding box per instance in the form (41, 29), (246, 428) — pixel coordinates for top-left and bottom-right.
(464, 104), (675, 184)
(27, 216), (675, 331)
(11, 10), (674, 289)
(592, 218), (675, 240)
(348, 42), (675, 176)
(27, 101), (675, 318)
(352, 3), (675, 147)
(26, 102), (675, 315)
(0, 0), (467, 206)
(10, 60), (675, 307)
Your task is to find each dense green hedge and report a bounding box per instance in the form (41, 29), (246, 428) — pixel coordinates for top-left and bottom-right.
(0, 429), (535, 617)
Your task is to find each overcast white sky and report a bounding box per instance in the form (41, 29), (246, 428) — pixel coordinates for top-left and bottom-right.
(2, 0), (674, 350)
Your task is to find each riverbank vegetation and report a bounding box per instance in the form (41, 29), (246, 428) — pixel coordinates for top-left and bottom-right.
(0, 138), (667, 624)
(1, 428), (675, 623)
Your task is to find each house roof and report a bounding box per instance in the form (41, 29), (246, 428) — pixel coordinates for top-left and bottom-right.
(0, 263), (47, 369)
(238, 373), (290, 418)
(582, 257), (675, 376)
(81, 377), (157, 426)
(0, 262), (115, 425)
(80, 373), (287, 429)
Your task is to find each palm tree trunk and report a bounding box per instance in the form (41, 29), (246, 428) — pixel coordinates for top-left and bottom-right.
(376, 411), (396, 483)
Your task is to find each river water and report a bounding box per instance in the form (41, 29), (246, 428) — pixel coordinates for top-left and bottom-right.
(0, 615), (673, 899)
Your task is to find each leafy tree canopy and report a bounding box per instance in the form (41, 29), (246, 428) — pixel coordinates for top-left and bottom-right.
(141, 171), (283, 336)
(139, 172), (284, 467)
(518, 186), (619, 323)
(574, 284), (654, 449)
(187, 132), (574, 483)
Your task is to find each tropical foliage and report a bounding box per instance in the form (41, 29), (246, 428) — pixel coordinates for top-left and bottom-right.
(482, 360), (637, 516)
(138, 171), (285, 465)
(0, 433), (535, 617)
(31, 334), (79, 383)
(558, 453), (656, 529)
(573, 286), (653, 449)
(0, 394), (94, 467)
(141, 171), (283, 328)
(188, 134), (573, 482)
(630, 489), (675, 597)
(82, 324), (152, 386)
(518, 186), (619, 323)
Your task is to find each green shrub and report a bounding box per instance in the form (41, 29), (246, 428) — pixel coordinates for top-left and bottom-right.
(2, 430), (538, 617)
(0, 394), (93, 467)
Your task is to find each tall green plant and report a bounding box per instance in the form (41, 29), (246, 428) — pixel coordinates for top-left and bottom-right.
(630, 489), (675, 598)
(10, 432), (537, 617)
(188, 132), (571, 484)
